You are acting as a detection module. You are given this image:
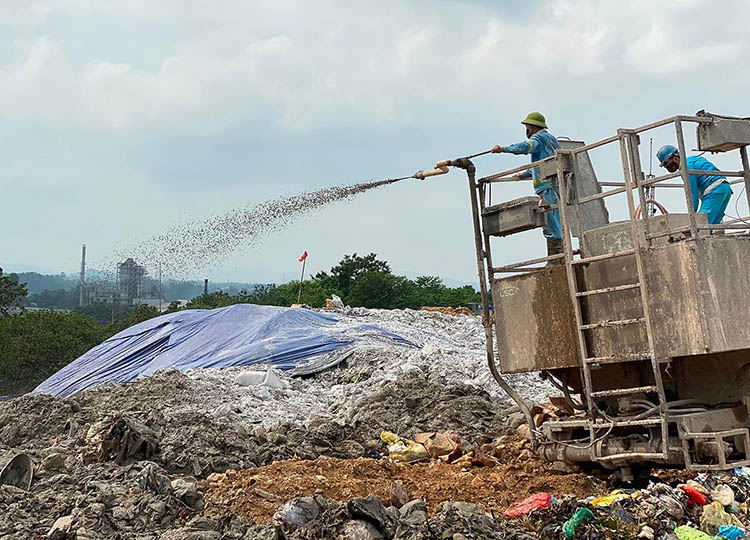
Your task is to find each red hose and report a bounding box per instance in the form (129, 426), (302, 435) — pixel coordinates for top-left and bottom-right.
(634, 199), (668, 219)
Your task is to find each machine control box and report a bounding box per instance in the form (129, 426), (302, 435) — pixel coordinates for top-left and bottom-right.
(482, 197), (545, 237)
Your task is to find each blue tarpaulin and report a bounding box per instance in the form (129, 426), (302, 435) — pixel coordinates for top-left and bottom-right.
(34, 304), (415, 397)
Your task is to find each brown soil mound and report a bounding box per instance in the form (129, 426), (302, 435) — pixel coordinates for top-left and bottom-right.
(202, 440), (601, 524)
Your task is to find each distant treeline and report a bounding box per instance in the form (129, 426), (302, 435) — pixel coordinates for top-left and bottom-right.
(176, 253), (480, 310)
(15, 271), (261, 307)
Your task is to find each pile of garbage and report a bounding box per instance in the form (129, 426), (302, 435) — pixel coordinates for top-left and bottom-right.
(0, 356), (528, 538)
(251, 495), (538, 540)
(202, 450), (750, 539)
(10, 306), (750, 538)
(506, 467), (750, 539)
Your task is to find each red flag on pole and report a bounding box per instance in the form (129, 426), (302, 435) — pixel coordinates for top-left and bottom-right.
(298, 251), (308, 262)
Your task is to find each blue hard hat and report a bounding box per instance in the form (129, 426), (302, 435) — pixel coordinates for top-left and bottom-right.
(657, 144), (678, 167)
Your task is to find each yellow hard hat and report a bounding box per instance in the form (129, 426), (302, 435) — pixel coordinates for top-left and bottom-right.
(522, 112), (547, 129)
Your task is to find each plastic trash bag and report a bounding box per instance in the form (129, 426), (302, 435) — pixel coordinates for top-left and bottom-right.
(680, 485), (709, 506)
(591, 489), (639, 507)
(700, 501), (743, 536)
(234, 368), (288, 389)
(563, 508), (594, 538)
(711, 485), (736, 507)
(504, 492), (553, 519)
(716, 524), (745, 540)
(674, 525), (712, 540)
(380, 432), (429, 463)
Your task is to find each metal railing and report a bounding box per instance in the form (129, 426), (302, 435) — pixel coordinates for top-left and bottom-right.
(462, 112), (750, 457)
(475, 114), (750, 276)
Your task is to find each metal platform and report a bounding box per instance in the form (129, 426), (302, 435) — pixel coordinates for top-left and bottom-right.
(460, 112), (750, 470)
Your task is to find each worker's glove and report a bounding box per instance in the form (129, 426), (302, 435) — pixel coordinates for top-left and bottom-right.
(538, 196), (549, 209)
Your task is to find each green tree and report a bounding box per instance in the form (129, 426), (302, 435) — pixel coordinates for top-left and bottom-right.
(185, 291), (239, 310)
(0, 273), (28, 315)
(165, 300), (183, 313)
(441, 284), (481, 307)
(238, 281), (330, 308)
(347, 271), (412, 309)
(314, 253), (390, 299)
(0, 310), (107, 394)
(105, 304), (159, 335)
(76, 301), (132, 324)
(411, 275), (446, 307)
(28, 287), (80, 310)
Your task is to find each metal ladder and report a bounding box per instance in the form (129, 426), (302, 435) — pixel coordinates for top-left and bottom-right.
(554, 137), (670, 462)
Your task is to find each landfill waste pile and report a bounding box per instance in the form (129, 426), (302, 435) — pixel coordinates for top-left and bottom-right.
(4, 307), (750, 538)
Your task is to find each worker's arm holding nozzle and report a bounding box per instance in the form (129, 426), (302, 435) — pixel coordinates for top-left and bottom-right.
(492, 140), (534, 179)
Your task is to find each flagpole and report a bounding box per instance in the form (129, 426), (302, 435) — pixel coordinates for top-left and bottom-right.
(297, 256), (306, 303)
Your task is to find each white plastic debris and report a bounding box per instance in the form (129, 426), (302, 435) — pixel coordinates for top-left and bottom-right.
(234, 369), (288, 390)
(637, 525), (654, 540)
(711, 484), (735, 506)
(262, 369), (287, 390)
(234, 371), (266, 386)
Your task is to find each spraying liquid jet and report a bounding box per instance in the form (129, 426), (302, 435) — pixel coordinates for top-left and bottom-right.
(125, 176), (412, 277)
(122, 148), (497, 276)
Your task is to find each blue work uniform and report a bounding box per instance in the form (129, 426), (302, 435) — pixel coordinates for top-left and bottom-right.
(504, 129), (562, 239)
(686, 155), (732, 225)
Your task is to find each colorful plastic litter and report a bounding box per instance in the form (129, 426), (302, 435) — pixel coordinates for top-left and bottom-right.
(563, 507), (594, 539)
(380, 431), (430, 463)
(674, 525), (712, 540)
(504, 492), (553, 519)
(680, 485), (709, 506)
(712, 485), (736, 506)
(701, 502), (743, 536)
(591, 489), (639, 507)
(716, 524), (745, 540)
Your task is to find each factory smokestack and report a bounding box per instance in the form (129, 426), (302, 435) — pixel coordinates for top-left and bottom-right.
(79, 244), (86, 307)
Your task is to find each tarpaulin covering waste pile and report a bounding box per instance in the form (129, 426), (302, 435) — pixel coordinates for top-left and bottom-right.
(34, 304), (416, 397)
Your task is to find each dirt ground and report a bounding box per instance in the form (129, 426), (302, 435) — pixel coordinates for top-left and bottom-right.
(202, 438), (603, 524)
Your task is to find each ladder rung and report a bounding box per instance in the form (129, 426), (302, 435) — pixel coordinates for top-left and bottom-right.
(572, 248), (635, 265)
(579, 317), (645, 330)
(585, 353), (651, 365)
(576, 283), (641, 297)
(591, 385), (657, 399)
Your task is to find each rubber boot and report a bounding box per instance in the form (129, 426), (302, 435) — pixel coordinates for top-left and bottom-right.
(546, 238), (564, 265)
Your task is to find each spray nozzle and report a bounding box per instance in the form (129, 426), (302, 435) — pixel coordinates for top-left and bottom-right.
(412, 162), (450, 180)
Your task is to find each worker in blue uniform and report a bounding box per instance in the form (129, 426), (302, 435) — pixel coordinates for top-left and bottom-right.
(656, 145), (732, 225)
(492, 112), (563, 261)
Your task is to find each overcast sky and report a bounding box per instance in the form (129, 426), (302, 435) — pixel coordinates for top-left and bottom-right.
(2, 0), (750, 284)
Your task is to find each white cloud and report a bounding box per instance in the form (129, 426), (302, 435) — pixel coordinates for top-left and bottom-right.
(625, 19), (743, 76)
(4, 0), (750, 282)
(0, 1), (746, 134)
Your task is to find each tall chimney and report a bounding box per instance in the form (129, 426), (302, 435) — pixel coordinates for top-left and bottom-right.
(79, 244), (86, 307)
(204, 279), (208, 296)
